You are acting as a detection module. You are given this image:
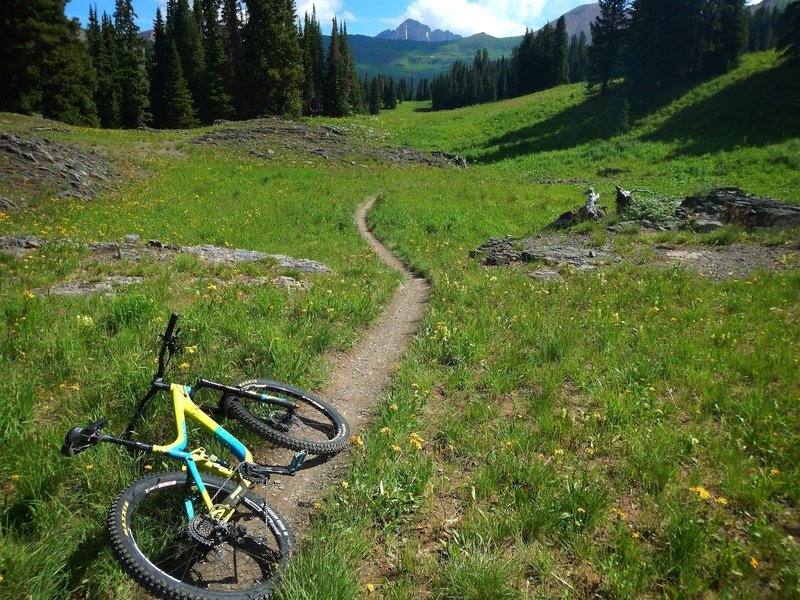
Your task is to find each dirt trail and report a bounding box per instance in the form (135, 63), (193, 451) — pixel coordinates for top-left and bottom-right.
(255, 197), (430, 540)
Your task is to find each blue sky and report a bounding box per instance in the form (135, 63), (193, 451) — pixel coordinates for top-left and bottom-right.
(66, 0), (588, 38)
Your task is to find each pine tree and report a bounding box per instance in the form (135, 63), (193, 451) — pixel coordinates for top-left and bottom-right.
(0, 0), (98, 125)
(243, 0), (303, 117)
(324, 18), (346, 115)
(221, 0), (244, 115)
(167, 0), (205, 116)
(569, 32), (589, 82)
(96, 13), (123, 127)
(552, 16), (569, 85)
(149, 8), (169, 127)
(114, 0), (150, 127)
(200, 0), (233, 121)
(625, 0), (706, 91)
(369, 77), (382, 114)
(777, 1), (800, 63)
(161, 37), (198, 127)
(587, 0), (628, 92)
(301, 8), (325, 115)
(341, 22), (363, 114)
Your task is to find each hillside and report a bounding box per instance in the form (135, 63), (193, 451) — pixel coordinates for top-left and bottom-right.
(345, 33), (521, 80)
(0, 51), (798, 600)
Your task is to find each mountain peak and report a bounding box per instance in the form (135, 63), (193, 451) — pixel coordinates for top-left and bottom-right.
(376, 19), (462, 42)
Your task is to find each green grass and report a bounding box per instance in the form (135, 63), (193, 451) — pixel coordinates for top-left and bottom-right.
(1, 50), (799, 598)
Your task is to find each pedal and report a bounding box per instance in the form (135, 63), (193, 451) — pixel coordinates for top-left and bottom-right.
(242, 451), (307, 480)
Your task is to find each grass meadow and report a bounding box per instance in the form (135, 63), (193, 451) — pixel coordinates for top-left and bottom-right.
(1, 51), (798, 598)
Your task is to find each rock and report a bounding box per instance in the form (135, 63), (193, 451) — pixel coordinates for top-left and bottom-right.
(0, 131), (114, 201)
(43, 276), (144, 296)
(546, 188), (607, 230)
(0, 196), (21, 213)
(692, 219), (725, 233)
(0, 235), (44, 250)
(124, 234), (141, 244)
(470, 236), (520, 265)
(679, 187), (800, 230)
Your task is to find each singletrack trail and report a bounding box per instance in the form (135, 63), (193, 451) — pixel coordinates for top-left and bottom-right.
(254, 197), (430, 539)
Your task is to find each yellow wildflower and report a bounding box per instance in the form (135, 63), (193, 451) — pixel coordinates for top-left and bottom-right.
(22, 290), (35, 300)
(366, 583), (376, 594)
(380, 426), (392, 436)
(750, 556), (759, 569)
(554, 448), (564, 456)
(714, 497), (729, 506)
(391, 444), (402, 453)
(349, 435), (364, 448)
(390, 403), (398, 411)
(185, 345), (197, 354)
(179, 362), (190, 370)
(341, 481), (350, 489)
(408, 432), (424, 450)
(631, 531), (641, 539)
(207, 283), (218, 291)
(770, 469), (780, 476)
(689, 486), (711, 500)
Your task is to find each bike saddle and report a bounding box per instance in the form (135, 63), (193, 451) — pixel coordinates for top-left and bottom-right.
(61, 418), (108, 457)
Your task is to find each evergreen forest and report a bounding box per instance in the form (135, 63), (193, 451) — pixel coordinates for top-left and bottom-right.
(1, 0), (799, 125)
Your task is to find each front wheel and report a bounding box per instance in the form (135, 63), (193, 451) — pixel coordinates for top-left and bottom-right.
(223, 379), (349, 456)
(108, 471), (293, 600)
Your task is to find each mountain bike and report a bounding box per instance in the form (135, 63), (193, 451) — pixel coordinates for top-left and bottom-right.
(59, 311), (341, 599)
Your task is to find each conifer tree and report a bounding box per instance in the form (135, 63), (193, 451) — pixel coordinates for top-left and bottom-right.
(552, 16), (569, 85)
(221, 0), (244, 115)
(301, 8), (325, 115)
(200, 0), (233, 121)
(96, 13), (123, 127)
(625, 0), (705, 91)
(243, 0), (303, 117)
(324, 18), (346, 115)
(167, 0), (205, 116)
(369, 77), (382, 114)
(114, 0), (150, 127)
(161, 36), (198, 127)
(341, 22), (364, 114)
(777, 1), (800, 63)
(587, 0), (628, 92)
(0, 0), (98, 125)
(568, 32), (589, 83)
(149, 9), (169, 127)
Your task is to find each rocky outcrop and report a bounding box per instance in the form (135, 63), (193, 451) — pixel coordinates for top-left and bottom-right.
(190, 118), (467, 169)
(677, 187), (800, 231)
(545, 187), (608, 230)
(0, 132), (114, 204)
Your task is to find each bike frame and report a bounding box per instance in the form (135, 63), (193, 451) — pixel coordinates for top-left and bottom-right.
(152, 383), (254, 521)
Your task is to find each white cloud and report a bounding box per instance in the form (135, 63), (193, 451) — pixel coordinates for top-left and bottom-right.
(398, 0), (575, 38)
(297, 0), (356, 28)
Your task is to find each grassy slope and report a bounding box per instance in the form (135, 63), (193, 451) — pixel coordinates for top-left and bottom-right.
(0, 51), (798, 599)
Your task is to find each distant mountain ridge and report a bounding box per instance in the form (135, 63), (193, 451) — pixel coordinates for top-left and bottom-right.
(377, 19), (461, 42)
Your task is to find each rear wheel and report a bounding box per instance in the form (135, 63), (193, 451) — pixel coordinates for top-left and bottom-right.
(224, 379), (349, 456)
(108, 471), (292, 600)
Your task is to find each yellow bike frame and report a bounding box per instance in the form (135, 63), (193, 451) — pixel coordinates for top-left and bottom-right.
(152, 383), (255, 521)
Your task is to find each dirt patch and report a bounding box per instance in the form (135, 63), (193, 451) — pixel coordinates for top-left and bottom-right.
(191, 118), (467, 169)
(472, 233), (800, 281)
